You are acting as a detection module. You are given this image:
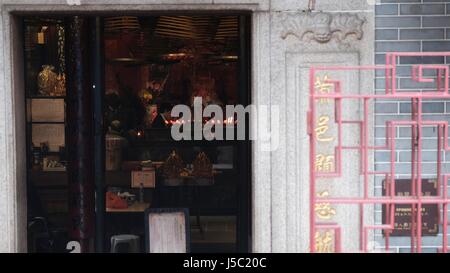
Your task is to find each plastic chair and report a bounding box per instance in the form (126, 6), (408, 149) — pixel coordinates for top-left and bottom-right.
(110, 234), (140, 253)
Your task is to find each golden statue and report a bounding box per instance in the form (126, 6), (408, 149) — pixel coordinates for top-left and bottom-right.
(193, 152), (213, 178)
(163, 151), (184, 178)
(37, 65), (58, 96)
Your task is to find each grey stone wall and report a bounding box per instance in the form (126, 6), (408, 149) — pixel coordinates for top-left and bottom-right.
(375, 0), (450, 252)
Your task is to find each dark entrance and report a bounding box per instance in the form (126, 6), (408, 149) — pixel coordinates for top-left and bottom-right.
(23, 14), (251, 253)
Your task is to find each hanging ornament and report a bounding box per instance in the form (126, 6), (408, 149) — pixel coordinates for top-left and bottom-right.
(54, 23), (66, 96)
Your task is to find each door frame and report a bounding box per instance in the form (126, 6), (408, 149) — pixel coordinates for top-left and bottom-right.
(90, 13), (253, 253)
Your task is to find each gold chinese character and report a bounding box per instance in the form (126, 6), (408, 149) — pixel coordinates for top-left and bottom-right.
(315, 190), (337, 220)
(314, 231), (334, 253)
(315, 115), (334, 142)
(315, 75), (333, 104)
(315, 154), (334, 172)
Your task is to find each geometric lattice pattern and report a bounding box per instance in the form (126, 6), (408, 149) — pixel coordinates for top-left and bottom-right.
(308, 52), (450, 253)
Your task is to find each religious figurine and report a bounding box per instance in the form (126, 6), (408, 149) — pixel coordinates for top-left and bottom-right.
(37, 65), (58, 96)
(163, 150), (185, 178)
(193, 152), (213, 178)
(139, 88), (157, 128)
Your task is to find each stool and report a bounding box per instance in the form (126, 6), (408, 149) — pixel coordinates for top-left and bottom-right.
(110, 234), (140, 253)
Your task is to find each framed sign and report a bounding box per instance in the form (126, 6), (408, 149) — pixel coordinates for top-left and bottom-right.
(131, 170), (155, 188)
(31, 98), (65, 122)
(32, 123), (65, 152)
(382, 179), (438, 236)
(144, 208), (190, 253)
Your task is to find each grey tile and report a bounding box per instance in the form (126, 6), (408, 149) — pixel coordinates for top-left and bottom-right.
(381, 0), (420, 2)
(421, 114), (450, 122)
(375, 176), (386, 185)
(376, 114), (411, 125)
(422, 139), (439, 150)
(400, 29), (445, 40)
(376, 151), (395, 162)
(376, 127), (387, 138)
(399, 78), (438, 89)
(375, 102), (399, 113)
(374, 163), (391, 172)
(422, 127), (439, 137)
(375, 69), (386, 77)
(419, 163), (438, 174)
(376, 4), (398, 15)
(393, 66), (415, 76)
(423, 16), (450, 28)
(394, 162), (425, 174)
(375, 78), (387, 89)
(376, 29), (398, 40)
(398, 127), (411, 137)
(422, 102), (445, 113)
(376, 16), (421, 28)
(423, 41), (450, 52)
(400, 4), (446, 15)
(375, 138), (389, 147)
(420, 68), (440, 77)
(375, 78), (400, 91)
(376, 41), (421, 52)
(400, 102), (411, 113)
(375, 89), (388, 95)
(376, 53), (387, 64)
(421, 248), (439, 254)
(399, 56), (445, 64)
(399, 151), (441, 162)
(399, 126), (438, 138)
(422, 151), (441, 162)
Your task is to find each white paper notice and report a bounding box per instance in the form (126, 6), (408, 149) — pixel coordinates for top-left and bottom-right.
(148, 212), (187, 253)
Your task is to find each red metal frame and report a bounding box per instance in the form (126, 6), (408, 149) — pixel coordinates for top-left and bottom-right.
(308, 52), (450, 253)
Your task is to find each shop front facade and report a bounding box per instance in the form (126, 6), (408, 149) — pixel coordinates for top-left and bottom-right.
(0, 0), (448, 253)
